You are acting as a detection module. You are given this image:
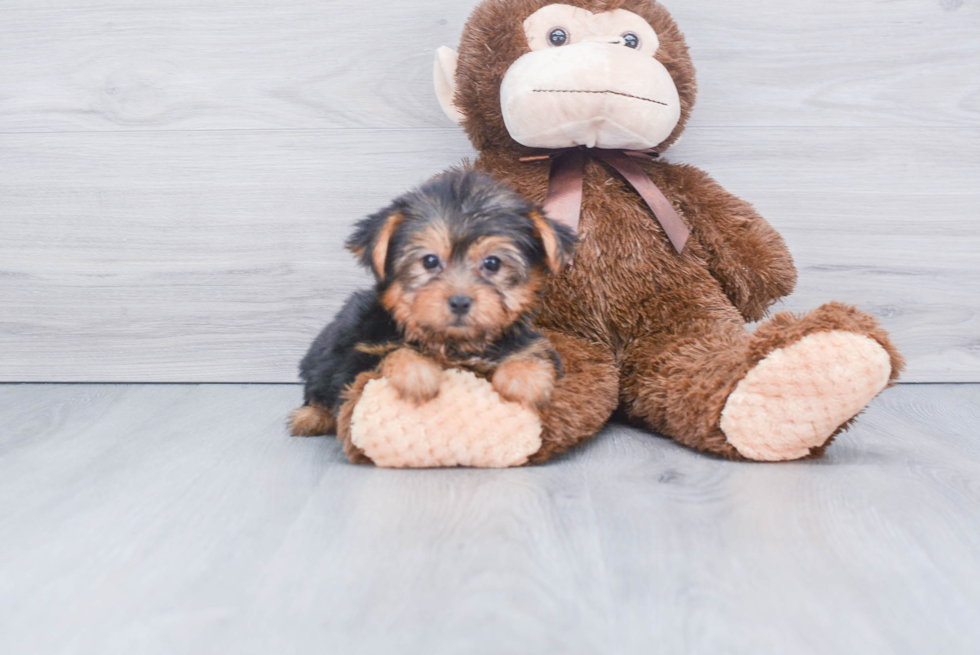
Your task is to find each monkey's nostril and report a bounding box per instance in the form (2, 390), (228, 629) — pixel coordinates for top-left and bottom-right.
(448, 295), (473, 316)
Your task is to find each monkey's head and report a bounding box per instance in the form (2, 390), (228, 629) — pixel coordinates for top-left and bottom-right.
(434, 1), (696, 153)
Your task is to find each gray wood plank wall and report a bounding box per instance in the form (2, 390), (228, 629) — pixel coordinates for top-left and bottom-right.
(1, 0), (977, 383)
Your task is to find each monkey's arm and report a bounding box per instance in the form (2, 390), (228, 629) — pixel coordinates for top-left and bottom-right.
(671, 164), (798, 322)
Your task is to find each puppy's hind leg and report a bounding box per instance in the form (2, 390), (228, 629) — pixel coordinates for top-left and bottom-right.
(288, 404), (336, 437)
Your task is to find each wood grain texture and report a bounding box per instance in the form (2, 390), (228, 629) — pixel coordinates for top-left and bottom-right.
(1, 127), (976, 382)
(0, 0), (976, 132)
(0, 383), (978, 654)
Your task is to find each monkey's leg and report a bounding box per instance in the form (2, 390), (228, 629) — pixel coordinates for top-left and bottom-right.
(334, 332), (618, 467)
(620, 302), (903, 462)
(528, 330), (619, 464)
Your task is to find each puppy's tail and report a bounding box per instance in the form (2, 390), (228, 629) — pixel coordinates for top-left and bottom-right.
(288, 404), (336, 437)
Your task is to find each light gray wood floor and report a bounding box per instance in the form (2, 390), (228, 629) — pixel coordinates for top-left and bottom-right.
(1, 383), (977, 654)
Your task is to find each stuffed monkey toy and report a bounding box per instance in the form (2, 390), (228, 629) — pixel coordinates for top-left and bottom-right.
(333, 0), (903, 467)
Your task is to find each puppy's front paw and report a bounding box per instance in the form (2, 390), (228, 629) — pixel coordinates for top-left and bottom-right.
(492, 358), (556, 409)
(380, 348), (443, 405)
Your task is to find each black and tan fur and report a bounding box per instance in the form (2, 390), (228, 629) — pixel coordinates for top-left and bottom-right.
(290, 170), (575, 437)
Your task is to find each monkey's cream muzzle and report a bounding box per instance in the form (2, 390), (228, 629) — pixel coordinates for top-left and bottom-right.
(499, 42), (681, 150)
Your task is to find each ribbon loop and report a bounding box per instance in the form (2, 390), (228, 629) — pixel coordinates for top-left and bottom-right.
(526, 147), (690, 254)
(543, 149), (587, 234)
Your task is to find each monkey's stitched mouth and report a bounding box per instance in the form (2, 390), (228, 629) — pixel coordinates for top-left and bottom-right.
(532, 89), (668, 107)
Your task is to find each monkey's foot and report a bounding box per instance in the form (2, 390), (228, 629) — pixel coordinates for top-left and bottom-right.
(350, 369), (542, 468)
(720, 330), (892, 462)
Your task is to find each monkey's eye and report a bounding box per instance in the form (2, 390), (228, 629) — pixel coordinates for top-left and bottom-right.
(548, 28), (568, 47)
(422, 255), (441, 271)
(482, 256), (502, 273)
(623, 33), (640, 49)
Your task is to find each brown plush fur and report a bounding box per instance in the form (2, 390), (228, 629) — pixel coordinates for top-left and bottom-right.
(528, 329), (620, 463)
(439, 0), (904, 461)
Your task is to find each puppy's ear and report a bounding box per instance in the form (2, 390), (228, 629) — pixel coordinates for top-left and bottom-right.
(345, 208), (403, 282)
(528, 210), (576, 273)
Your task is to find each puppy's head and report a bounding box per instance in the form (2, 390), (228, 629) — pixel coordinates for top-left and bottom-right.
(346, 170), (574, 348)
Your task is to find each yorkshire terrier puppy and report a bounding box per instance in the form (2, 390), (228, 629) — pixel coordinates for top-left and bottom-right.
(289, 170), (576, 437)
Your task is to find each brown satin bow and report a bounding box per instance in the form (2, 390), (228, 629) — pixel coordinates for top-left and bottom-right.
(520, 147), (690, 254)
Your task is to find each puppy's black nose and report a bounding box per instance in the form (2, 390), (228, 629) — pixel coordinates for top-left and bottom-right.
(448, 294), (473, 316)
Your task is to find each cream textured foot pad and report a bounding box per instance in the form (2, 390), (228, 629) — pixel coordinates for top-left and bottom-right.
(720, 331), (892, 462)
(350, 369), (543, 468)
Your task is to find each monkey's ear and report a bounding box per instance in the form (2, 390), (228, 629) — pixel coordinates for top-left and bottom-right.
(528, 210), (576, 273)
(433, 46), (464, 125)
(345, 209), (404, 282)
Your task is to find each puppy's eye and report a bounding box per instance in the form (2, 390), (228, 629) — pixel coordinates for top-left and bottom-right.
(422, 255), (441, 271)
(482, 256), (502, 273)
(623, 33), (640, 49)
(548, 28), (568, 47)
